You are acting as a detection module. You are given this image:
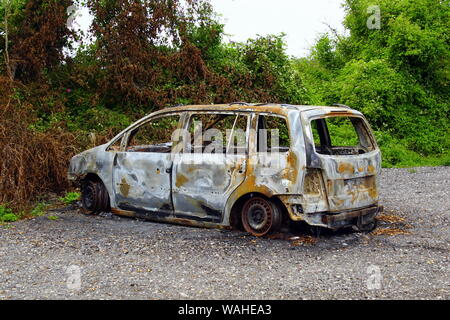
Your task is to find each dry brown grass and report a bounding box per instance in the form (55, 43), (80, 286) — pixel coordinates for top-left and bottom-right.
(377, 214), (406, 224)
(0, 78), (78, 212)
(371, 228), (411, 236)
(290, 236), (317, 246)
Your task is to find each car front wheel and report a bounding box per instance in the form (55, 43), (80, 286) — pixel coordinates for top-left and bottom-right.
(81, 179), (110, 214)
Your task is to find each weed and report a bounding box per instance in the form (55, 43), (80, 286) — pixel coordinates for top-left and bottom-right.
(31, 202), (48, 217)
(0, 205), (19, 223)
(59, 192), (81, 205)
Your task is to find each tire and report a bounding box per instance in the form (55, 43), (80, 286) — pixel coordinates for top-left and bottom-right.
(81, 179), (110, 214)
(241, 197), (282, 237)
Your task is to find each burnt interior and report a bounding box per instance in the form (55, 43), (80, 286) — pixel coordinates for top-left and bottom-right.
(126, 143), (173, 153)
(126, 115), (180, 153)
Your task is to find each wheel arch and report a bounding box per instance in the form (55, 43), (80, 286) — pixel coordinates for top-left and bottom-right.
(83, 172), (103, 183)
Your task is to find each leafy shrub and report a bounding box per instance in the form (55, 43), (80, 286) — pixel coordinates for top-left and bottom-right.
(295, 0), (449, 161)
(31, 202), (48, 217)
(0, 205), (18, 223)
(59, 192), (80, 205)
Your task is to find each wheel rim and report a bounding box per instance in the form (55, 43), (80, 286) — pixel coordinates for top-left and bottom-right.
(242, 197), (273, 236)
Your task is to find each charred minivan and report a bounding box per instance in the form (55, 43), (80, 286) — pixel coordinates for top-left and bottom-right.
(68, 103), (383, 236)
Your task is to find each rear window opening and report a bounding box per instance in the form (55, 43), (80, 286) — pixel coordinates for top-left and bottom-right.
(311, 116), (374, 156)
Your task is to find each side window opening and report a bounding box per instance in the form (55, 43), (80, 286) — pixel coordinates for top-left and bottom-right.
(187, 113), (248, 154)
(311, 116), (374, 156)
(257, 115), (291, 153)
(126, 115), (180, 153)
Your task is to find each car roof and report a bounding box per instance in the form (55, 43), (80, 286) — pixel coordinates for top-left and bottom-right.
(107, 103), (362, 147)
(150, 103), (356, 117)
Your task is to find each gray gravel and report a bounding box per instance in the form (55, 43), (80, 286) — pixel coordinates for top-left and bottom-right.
(0, 167), (449, 300)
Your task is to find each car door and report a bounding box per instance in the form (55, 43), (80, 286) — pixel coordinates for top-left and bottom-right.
(171, 112), (249, 223)
(112, 114), (181, 215)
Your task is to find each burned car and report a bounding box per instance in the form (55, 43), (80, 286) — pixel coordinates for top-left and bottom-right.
(68, 103), (383, 236)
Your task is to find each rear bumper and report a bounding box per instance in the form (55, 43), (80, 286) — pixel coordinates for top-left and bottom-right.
(322, 205), (383, 229)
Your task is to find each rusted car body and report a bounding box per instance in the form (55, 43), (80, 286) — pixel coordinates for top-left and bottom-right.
(68, 103), (383, 236)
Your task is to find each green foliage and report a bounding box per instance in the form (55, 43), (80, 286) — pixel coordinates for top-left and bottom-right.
(311, 35), (344, 71)
(59, 192), (80, 205)
(0, 205), (18, 222)
(295, 0), (449, 166)
(326, 118), (360, 147)
(31, 202), (47, 217)
(1, 0), (448, 176)
(184, 1), (224, 64)
(231, 34), (307, 104)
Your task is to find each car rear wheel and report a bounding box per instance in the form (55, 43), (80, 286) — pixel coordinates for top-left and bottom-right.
(81, 179), (110, 214)
(241, 197), (282, 237)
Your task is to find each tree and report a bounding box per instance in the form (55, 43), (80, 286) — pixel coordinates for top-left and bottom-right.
(295, 0), (449, 158)
(0, 0), (75, 82)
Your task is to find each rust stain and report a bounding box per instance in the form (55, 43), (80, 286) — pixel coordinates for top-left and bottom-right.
(368, 165), (376, 174)
(332, 198), (345, 207)
(363, 176), (378, 199)
(175, 174), (189, 188)
(368, 188), (378, 199)
(119, 178), (131, 197)
(305, 169), (322, 194)
(325, 111), (355, 117)
(338, 163), (355, 174)
(283, 152), (298, 181)
(111, 208), (135, 218)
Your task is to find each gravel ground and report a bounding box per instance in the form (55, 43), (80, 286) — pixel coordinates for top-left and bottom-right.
(0, 167), (448, 300)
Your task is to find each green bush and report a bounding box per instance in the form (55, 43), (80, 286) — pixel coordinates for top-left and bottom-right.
(0, 205), (18, 223)
(31, 202), (48, 217)
(294, 0), (449, 166)
(59, 192), (81, 205)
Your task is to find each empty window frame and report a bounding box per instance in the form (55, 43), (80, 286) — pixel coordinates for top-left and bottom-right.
(126, 115), (180, 153)
(311, 116), (374, 156)
(257, 115), (291, 153)
(187, 113), (249, 154)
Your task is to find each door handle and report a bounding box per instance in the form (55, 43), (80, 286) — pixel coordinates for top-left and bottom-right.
(166, 168), (172, 174)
